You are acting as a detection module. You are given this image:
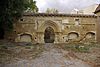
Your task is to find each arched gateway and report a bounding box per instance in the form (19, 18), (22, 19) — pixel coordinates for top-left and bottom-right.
(37, 20), (61, 43)
(44, 27), (55, 43)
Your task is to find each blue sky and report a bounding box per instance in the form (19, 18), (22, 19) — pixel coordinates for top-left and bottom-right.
(35, 0), (100, 13)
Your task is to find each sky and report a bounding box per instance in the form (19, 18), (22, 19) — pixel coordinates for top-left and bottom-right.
(35, 0), (100, 13)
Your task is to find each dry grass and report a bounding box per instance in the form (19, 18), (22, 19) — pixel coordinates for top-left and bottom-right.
(0, 41), (100, 66)
(55, 42), (100, 53)
(55, 42), (100, 67)
(0, 42), (45, 64)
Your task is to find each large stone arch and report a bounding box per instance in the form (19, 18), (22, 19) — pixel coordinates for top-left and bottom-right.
(37, 20), (61, 43)
(38, 20), (60, 32)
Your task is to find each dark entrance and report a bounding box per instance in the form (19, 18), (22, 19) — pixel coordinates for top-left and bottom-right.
(44, 27), (55, 43)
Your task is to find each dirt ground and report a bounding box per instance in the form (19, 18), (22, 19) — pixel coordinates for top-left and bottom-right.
(0, 40), (100, 67)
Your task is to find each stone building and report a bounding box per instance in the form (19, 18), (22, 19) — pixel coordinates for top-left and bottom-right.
(6, 4), (100, 43)
(94, 4), (100, 42)
(11, 13), (97, 43)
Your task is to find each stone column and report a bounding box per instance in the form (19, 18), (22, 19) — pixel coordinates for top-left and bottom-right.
(41, 34), (44, 43)
(58, 33), (63, 43)
(38, 32), (44, 43)
(54, 32), (62, 43)
(54, 34), (58, 43)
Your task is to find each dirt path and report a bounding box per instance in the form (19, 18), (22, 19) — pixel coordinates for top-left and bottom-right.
(0, 43), (92, 67)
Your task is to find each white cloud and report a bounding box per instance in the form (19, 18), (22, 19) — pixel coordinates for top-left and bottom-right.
(35, 0), (100, 13)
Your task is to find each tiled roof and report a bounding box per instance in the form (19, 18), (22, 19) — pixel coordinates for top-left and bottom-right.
(23, 13), (97, 18)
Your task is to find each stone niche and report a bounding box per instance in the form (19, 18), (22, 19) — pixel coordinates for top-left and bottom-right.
(68, 32), (79, 40)
(20, 34), (32, 42)
(85, 32), (95, 39)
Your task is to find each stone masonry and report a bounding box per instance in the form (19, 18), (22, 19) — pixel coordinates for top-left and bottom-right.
(8, 13), (98, 43)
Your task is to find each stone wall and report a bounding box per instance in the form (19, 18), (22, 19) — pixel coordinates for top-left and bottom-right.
(96, 16), (100, 42)
(94, 12), (100, 42)
(12, 13), (97, 43)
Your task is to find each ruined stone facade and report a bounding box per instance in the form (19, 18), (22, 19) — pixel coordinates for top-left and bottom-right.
(9, 13), (97, 43)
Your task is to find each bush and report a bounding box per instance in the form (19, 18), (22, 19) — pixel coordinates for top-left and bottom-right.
(0, 45), (8, 49)
(75, 45), (89, 53)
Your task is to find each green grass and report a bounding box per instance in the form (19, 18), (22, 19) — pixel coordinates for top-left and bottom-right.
(74, 45), (89, 53)
(55, 42), (100, 53)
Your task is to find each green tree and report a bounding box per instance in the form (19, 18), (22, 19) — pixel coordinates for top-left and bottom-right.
(27, 0), (38, 13)
(46, 8), (59, 14)
(0, 0), (38, 39)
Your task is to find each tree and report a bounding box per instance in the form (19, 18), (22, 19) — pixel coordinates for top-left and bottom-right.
(0, 0), (38, 39)
(26, 0), (38, 13)
(46, 8), (59, 14)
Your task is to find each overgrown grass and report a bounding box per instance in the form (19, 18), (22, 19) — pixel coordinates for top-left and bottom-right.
(0, 43), (45, 64)
(55, 42), (100, 53)
(0, 42), (100, 64)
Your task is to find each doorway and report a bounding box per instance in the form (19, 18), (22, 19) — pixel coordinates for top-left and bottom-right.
(44, 27), (55, 43)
